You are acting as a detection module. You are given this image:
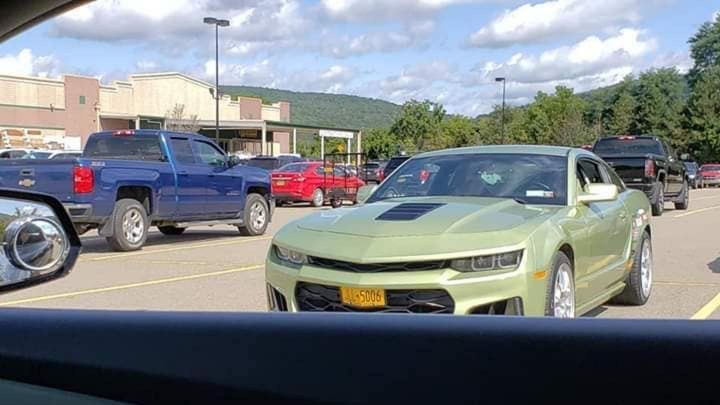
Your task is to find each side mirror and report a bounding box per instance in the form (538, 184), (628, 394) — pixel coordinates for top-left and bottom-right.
(356, 185), (378, 204)
(577, 183), (618, 204)
(680, 153), (689, 161)
(227, 155), (242, 168)
(0, 189), (80, 293)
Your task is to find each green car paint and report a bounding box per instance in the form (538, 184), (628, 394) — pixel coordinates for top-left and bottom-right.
(265, 145), (653, 317)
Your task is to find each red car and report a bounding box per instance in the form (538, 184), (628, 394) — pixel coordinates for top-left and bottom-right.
(699, 163), (720, 188)
(272, 162), (365, 207)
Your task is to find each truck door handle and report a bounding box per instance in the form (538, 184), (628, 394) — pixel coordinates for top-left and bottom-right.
(20, 169), (34, 176)
(178, 171), (189, 176)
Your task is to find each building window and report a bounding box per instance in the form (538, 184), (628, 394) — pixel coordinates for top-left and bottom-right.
(79, 96), (86, 105)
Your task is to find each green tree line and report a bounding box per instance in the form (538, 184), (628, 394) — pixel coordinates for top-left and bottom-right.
(364, 15), (720, 163)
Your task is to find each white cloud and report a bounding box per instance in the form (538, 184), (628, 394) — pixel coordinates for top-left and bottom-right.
(0, 49), (61, 78)
(480, 29), (656, 83)
(320, 0), (477, 22)
(468, 0), (657, 48)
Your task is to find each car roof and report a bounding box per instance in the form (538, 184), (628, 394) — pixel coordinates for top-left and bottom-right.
(416, 145), (576, 158)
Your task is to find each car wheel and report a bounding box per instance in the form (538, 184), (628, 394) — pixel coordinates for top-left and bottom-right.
(544, 251), (575, 318)
(106, 198), (149, 252)
(238, 193), (269, 236)
(674, 180), (689, 210)
(610, 231), (652, 305)
(158, 225), (186, 236)
(311, 189), (324, 207)
(651, 185), (664, 216)
(330, 199), (342, 208)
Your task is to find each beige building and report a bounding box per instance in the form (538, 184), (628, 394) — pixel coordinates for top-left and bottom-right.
(0, 71), (362, 156)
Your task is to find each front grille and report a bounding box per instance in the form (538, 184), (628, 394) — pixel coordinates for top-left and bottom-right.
(295, 282), (454, 314)
(307, 256), (447, 273)
(376, 202), (445, 221)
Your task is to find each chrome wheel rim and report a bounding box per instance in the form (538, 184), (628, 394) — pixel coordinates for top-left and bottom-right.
(640, 240), (653, 298)
(313, 190), (323, 206)
(250, 202), (266, 230)
(553, 263), (575, 318)
(122, 208), (144, 244)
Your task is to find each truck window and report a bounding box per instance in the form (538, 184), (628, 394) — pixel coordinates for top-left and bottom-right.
(170, 138), (196, 164)
(593, 138), (664, 155)
(84, 135), (164, 161)
(193, 140), (225, 166)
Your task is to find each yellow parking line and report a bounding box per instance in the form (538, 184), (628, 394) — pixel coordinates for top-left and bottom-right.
(80, 236), (272, 262)
(691, 293), (720, 320)
(673, 204), (720, 218)
(0, 264), (264, 307)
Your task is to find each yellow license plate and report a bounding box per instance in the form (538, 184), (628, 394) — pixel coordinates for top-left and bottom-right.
(340, 287), (386, 308)
(275, 180), (285, 186)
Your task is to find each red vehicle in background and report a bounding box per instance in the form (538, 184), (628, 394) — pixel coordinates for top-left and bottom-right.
(272, 162), (365, 207)
(699, 164), (720, 188)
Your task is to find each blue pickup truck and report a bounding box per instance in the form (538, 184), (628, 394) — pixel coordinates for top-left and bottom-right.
(0, 130), (273, 251)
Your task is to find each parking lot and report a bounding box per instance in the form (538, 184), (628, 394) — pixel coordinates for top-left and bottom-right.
(0, 188), (718, 319)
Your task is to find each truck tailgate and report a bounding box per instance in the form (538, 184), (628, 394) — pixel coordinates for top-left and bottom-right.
(0, 159), (76, 202)
(601, 156), (649, 183)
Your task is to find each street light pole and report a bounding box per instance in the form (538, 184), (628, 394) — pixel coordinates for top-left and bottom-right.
(495, 77), (506, 144)
(204, 17), (230, 145)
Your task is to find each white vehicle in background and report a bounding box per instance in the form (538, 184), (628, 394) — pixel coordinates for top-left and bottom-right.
(22, 150), (83, 160)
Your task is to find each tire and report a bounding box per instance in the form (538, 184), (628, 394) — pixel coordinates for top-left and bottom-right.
(544, 251), (575, 318)
(674, 180), (689, 210)
(610, 231), (652, 305)
(651, 184), (664, 217)
(330, 199), (342, 208)
(238, 193), (269, 236)
(158, 225), (186, 236)
(311, 189), (324, 208)
(106, 198), (149, 252)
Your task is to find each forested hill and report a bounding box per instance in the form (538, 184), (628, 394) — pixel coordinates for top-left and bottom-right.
(220, 85), (401, 129)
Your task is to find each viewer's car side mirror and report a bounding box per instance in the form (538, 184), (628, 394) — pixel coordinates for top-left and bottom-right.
(0, 189), (80, 293)
(577, 184), (618, 204)
(356, 185), (378, 204)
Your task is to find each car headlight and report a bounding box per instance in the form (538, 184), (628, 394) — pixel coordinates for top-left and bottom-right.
(450, 250), (523, 272)
(274, 245), (307, 265)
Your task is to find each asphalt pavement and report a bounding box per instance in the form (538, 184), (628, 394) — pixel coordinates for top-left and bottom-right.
(1, 190), (719, 319)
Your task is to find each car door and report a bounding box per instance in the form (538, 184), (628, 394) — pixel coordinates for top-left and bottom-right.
(168, 136), (209, 218)
(192, 139), (240, 215)
(576, 158), (630, 301)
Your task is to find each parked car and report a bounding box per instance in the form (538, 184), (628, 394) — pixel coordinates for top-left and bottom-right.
(272, 162), (365, 207)
(592, 135), (688, 216)
(0, 129), (273, 251)
(684, 161), (701, 189)
(378, 155), (410, 182)
(246, 155), (304, 171)
(699, 163), (720, 187)
(359, 161), (385, 183)
(266, 145), (653, 317)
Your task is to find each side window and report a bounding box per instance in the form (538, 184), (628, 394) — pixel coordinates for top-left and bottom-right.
(315, 166), (326, 176)
(602, 164), (625, 191)
(193, 141), (225, 166)
(578, 160), (605, 185)
(170, 138), (196, 164)
(333, 167), (346, 177)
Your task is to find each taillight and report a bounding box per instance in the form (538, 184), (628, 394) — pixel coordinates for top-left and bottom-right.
(73, 166), (94, 193)
(644, 160), (655, 178)
(113, 130), (135, 136)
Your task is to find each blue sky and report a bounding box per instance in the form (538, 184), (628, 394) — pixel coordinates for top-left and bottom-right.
(0, 0), (717, 116)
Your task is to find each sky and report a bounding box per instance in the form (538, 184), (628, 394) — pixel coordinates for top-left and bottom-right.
(0, 0), (717, 116)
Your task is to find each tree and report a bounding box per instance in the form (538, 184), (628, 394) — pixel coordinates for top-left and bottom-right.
(437, 116), (478, 149)
(165, 104), (200, 133)
(687, 66), (720, 162)
(607, 91), (636, 135)
(363, 128), (402, 159)
(390, 100), (445, 151)
(688, 13), (720, 87)
(633, 68), (686, 147)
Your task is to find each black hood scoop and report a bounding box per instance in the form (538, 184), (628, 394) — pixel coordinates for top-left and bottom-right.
(376, 203), (445, 221)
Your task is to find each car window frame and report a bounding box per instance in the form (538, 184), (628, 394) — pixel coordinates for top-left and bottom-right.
(192, 139), (226, 167)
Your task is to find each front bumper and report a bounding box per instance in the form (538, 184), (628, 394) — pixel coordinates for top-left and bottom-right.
(265, 249), (548, 316)
(703, 177), (720, 185)
(274, 192), (307, 202)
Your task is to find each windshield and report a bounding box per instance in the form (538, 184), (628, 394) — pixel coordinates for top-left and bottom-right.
(593, 138), (664, 155)
(369, 154), (567, 205)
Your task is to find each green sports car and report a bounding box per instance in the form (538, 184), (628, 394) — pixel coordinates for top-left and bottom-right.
(265, 146), (653, 317)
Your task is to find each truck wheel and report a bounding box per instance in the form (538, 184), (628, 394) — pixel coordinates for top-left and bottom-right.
(651, 186), (664, 217)
(158, 225), (186, 236)
(106, 199), (148, 252)
(331, 198), (342, 208)
(544, 251), (575, 318)
(238, 194), (269, 236)
(674, 180), (689, 210)
(610, 231), (652, 305)
(311, 189), (324, 207)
